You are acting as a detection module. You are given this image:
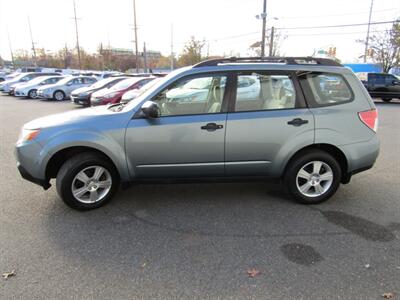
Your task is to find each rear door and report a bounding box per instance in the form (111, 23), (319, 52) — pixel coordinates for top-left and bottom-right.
(225, 71), (314, 176)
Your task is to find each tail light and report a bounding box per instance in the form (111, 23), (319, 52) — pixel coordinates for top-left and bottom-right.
(358, 109), (378, 132)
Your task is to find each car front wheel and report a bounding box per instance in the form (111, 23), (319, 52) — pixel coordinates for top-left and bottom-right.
(53, 90), (65, 101)
(28, 89), (38, 99)
(284, 150), (341, 204)
(56, 152), (119, 210)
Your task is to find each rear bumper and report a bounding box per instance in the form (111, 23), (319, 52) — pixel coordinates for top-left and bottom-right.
(339, 134), (379, 178)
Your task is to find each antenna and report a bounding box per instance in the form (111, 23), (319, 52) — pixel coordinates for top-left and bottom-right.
(27, 16), (37, 66)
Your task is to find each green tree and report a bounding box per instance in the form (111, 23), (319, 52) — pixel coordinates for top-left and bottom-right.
(177, 36), (205, 67)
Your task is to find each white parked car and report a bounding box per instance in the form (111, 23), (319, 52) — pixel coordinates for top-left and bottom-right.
(14, 76), (65, 98)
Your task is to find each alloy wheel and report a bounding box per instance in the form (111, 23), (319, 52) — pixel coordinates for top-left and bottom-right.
(71, 166), (112, 203)
(295, 161), (334, 197)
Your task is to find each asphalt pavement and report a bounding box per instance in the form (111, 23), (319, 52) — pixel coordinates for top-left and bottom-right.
(0, 95), (399, 299)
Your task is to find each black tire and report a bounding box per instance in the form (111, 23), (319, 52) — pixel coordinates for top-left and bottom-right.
(53, 90), (65, 101)
(56, 152), (120, 210)
(284, 149), (342, 204)
(382, 98), (392, 102)
(28, 89), (38, 99)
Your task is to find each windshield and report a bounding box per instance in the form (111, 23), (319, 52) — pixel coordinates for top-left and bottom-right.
(56, 76), (74, 85)
(184, 77), (212, 89)
(90, 77), (122, 89)
(23, 76), (50, 85)
(123, 68), (189, 111)
(111, 78), (140, 91)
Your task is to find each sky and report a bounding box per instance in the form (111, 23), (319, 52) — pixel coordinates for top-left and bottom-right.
(0, 0), (399, 63)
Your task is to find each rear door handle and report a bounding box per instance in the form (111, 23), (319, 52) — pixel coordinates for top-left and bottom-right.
(201, 123), (223, 131)
(287, 118), (309, 126)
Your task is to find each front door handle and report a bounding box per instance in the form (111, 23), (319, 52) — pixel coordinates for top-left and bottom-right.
(287, 118), (309, 126)
(201, 123), (224, 131)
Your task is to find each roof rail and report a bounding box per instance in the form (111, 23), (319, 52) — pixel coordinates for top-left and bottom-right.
(193, 56), (342, 68)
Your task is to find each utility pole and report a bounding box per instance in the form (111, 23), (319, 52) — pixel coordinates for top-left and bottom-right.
(27, 17), (37, 66)
(364, 0), (374, 63)
(268, 26), (275, 56)
(260, 0), (267, 57)
(7, 32), (15, 67)
(143, 42), (147, 73)
(133, 0), (139, 73)
(72, 0), (82, 69)
(170, 23), (174, 71)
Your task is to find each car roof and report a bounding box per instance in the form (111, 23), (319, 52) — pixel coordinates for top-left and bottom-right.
(182, 57), (350, 75)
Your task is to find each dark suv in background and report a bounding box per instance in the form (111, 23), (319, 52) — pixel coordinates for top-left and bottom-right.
(358, 72), (400, 102)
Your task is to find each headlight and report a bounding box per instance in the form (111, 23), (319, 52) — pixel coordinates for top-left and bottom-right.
(79, 92), (89, 97)
(18, 129), (41, 143)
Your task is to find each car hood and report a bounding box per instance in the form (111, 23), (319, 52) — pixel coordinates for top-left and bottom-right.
(1, 78), (19, 86)
(122, 89), (140, 100)
(91, 87), (119, 98)
(24, 105), (121, 129)
(72, 86), (97, 95)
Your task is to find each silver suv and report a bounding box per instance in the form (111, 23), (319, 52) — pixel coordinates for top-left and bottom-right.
(15, 57), (379, 210)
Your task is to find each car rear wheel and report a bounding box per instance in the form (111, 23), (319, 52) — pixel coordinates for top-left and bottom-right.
(54, 90), (65, 101)
(382, 98), (392, 102)
(56, 152), (119, 210)
(28, 89), (38, 99)
(284, 149), (341, 204)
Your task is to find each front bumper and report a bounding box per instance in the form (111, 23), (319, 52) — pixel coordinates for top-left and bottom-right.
(14, 90), (27, 97)
(17, 162), (51, 190)
(15, 140), (50, 190)
(71, 94), (90, 106)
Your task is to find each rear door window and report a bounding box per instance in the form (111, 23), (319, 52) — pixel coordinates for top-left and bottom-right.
(233, 73), (298, 112)
(298, 72), (353, 107)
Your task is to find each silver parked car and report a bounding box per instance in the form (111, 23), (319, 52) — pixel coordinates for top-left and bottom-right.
(15, 57), (379, 210)
(0, 72), (61, 94)
(14, 76), (65, 98)
(37, 76), (97, 101)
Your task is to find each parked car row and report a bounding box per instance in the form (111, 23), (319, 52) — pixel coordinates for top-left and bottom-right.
(1, 70), (163, 106)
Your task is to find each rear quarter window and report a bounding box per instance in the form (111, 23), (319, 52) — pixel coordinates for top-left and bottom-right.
(298, 72), (354, 107)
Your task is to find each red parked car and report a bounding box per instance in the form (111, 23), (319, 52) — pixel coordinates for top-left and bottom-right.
(90, 77), (155, 106)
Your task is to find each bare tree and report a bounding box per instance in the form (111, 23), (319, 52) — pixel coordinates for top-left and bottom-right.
(249, 28), (286, 57)
(358, 20), (400, 73)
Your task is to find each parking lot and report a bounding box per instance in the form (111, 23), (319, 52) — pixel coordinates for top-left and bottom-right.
(0, 95), (399, 299)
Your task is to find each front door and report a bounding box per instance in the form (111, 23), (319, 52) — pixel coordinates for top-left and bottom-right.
(225, 71), (314, 176)
(125, 73), (229, 178)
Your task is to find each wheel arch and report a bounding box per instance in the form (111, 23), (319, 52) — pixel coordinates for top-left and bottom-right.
(45, 146), (120, 182)
(283, 143), (349, 183)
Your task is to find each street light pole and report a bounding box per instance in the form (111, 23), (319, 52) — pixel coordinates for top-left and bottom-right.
(133, 0), (139, 73)
(260, 0), (267, 57)
(364, 0), (374, 63)
(27, 17), (37, 66)
(269, 26), (275, 56)
(73, 0), (82, 69)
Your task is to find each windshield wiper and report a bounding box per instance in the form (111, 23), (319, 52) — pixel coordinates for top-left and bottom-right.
(107, 102), (126, 112)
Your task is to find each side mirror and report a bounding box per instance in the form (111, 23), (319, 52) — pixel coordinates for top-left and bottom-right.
(141, 101), (160, 118)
